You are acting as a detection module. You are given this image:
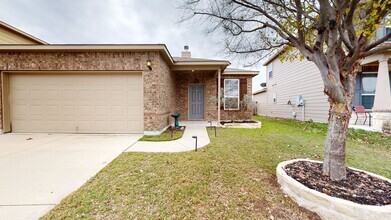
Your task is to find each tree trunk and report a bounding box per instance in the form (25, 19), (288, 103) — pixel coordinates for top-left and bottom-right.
(323, 101), (351, 180)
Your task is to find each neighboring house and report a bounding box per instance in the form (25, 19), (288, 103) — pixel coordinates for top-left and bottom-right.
(0, 21), (258, 135)
(253, 22), (391, 130)
(0, 21), (47, 44)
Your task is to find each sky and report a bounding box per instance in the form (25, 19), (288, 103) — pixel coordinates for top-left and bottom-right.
(0, 0), (266, 91)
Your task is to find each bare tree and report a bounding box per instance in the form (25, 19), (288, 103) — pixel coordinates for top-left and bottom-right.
(181, 0), (391, 180)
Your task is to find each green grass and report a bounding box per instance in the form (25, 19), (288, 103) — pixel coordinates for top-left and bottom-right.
(139, 127), (185, 141)
(42, 116), (391, 219)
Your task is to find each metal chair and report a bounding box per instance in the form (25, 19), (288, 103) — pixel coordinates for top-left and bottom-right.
(353, 105), (372, 127)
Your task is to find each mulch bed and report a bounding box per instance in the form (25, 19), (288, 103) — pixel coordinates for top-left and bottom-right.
(220, 120), (258, 125)
(284, 161), (391, 206)
(168, 126), (185, 131)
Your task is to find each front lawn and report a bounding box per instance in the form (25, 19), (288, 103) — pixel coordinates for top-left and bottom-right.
(43, 116), (391, 219)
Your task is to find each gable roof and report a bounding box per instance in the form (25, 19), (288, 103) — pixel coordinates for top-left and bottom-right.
(0, 21), (255, 72)
(0, 44), (232, 70)
(173, 56), (228, 63)
(253, 88), (267, 95)
(224, 67), (259, 75)
(0, 44), (175, 64)
(262, 47), (288, 66)
(0, 21), (48, 45)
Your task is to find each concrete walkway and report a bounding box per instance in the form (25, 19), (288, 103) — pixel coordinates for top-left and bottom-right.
(127, 121), (211, 152)
(349, 124), (382, 132)
(0, 133), (141, 220)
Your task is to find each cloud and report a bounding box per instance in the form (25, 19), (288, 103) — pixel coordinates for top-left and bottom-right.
(0, 0), (265, 89)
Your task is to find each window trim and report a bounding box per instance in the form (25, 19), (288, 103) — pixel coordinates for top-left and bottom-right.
(224, 79), (240, 110)
(360, 72), (377, 109)
(361, 73), (377, 95)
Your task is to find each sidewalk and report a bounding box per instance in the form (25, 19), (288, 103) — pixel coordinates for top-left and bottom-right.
(349, 124), (382, 132)
(126, 121), (211, 153)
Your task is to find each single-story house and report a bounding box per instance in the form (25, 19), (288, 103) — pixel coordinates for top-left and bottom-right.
(0, 21), (258, 135)
(253, 23), (391, 131)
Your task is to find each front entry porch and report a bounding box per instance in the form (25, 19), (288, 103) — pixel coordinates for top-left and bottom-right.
(351, 52), (391, 132)
(174, 70), (255, 122)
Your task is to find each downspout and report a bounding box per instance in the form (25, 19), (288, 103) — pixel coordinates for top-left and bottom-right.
(217, 68), (221, 125)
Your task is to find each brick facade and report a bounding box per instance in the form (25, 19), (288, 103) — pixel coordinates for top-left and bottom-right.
(220, 74), (253, 120)
(0, 51), (253, 133)
(0, 51), (175, 132)
(175, 71), (253, 121)
(143, 54), (176, 131)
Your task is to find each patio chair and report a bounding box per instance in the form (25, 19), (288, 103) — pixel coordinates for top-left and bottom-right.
(353, 105), (372, 127)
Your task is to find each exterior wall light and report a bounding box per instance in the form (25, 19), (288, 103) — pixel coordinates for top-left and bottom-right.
(147, 59), (152, 70)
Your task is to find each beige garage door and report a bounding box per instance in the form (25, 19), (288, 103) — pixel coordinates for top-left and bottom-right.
(9, 72), (143, 133)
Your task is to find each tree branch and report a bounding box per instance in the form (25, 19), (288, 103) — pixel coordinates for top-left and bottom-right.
(365, 33), (391, 52)
(363, 44), (391, 57)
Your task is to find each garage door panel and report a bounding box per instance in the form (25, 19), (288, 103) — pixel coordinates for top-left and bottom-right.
(127, 91), (143, 101)
(62, 91), (77, 100)
(78, 91), (94, 101)
(95, 91), (109, 100)
(30, 106), (45, 116)
(110, 106), (127, 116)
(13, 91), (30, 101)
(108, 121), (126, 131)
(12, 105), (28, 116)
(94, 106), (109, 115)
(78, 106), (94, 116)
(62, 121), (78, 131)
(94, 121), (109, 131)
(110, 91), (127, 101)
(62, 106), (78, 115)
(127, 106), (143, 116)
(30, 91), (45, 100)
(128, 120), (143, 128)
(10, 72), (143, 133)
(46, 121), (62, 131)
(78, 121), (95, 132)
(29, 122), (43, 132)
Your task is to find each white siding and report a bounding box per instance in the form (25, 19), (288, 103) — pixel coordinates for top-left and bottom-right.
(254, 58), (329, 122)
(253, 91), (268, 115)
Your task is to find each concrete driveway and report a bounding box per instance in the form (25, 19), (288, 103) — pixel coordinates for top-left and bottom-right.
(0, 133), (141, 220)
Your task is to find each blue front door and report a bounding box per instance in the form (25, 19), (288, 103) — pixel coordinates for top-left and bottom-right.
(189, 85), (204, 119)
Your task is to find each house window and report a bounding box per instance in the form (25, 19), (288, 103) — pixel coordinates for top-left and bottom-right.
(361, 74), (377, 109)
(224, 79), (239, 110)
(268, 63), (273, 79)
(386, 26), (391, 42)
(377, 16), (391, 42)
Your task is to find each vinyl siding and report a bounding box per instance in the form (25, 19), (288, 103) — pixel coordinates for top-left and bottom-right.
(253, 91), (268, 115)
(0, 27), (39, 44)
(255, 58), (329, 123)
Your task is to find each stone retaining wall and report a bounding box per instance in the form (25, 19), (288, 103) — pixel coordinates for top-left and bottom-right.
(277, 159), (391, 220)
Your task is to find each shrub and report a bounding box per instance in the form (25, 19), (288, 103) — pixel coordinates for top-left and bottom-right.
(382, 120), (391, 134)
(240, 94), (252, 110)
